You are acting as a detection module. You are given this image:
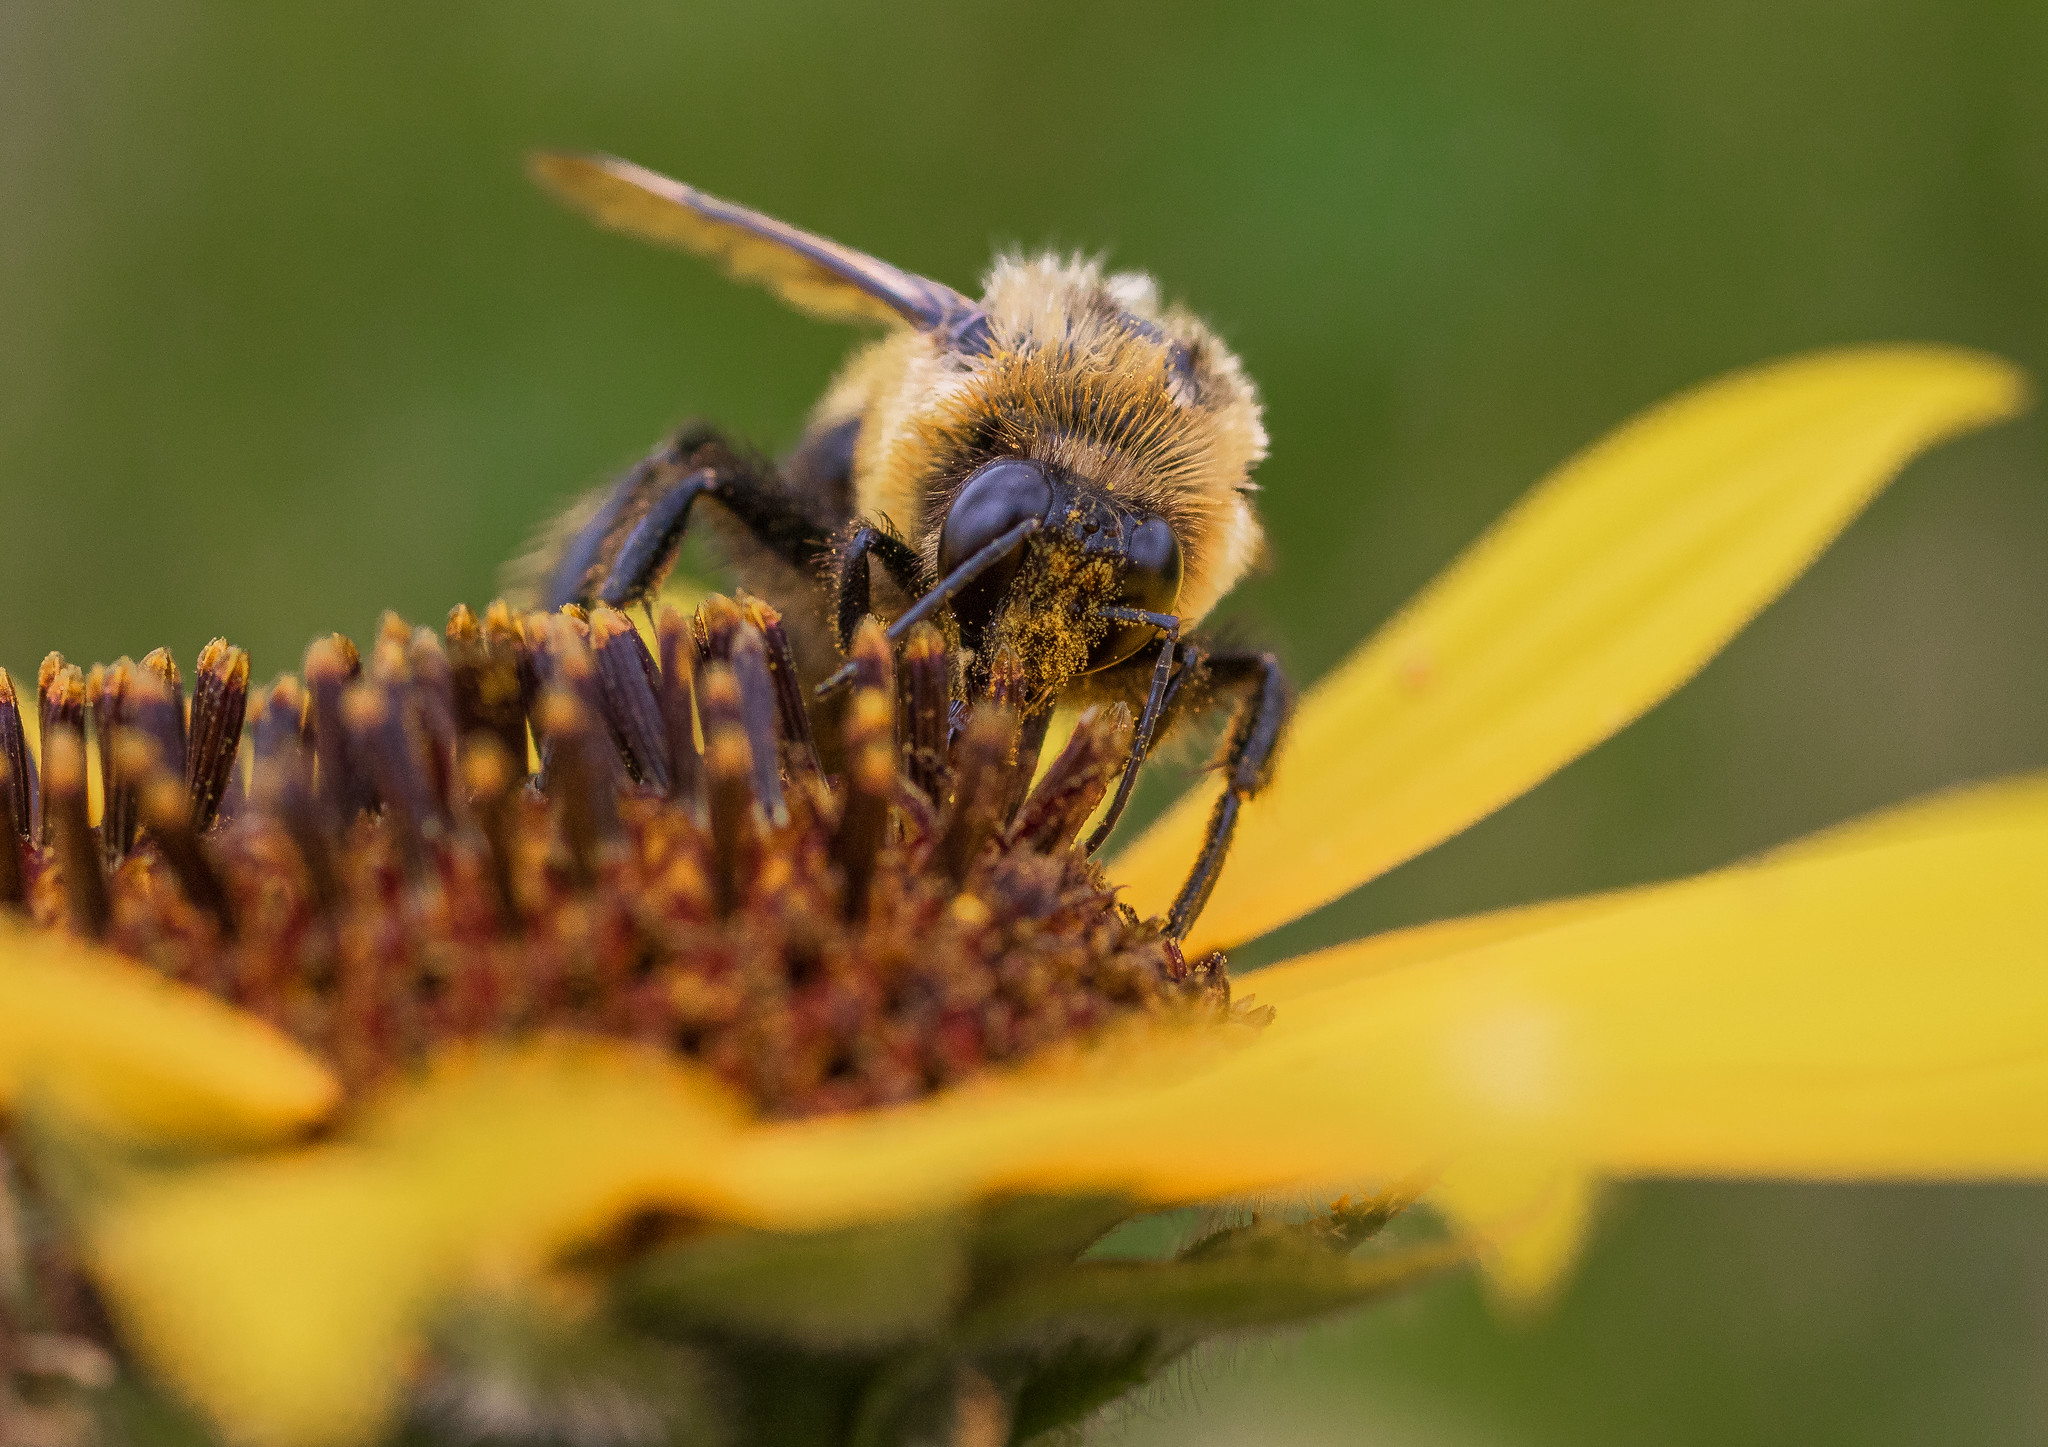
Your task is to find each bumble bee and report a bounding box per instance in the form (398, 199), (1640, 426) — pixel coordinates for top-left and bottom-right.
(524, 153), (1290, 937)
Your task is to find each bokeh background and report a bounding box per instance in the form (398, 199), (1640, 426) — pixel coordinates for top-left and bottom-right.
(5, 2), (2046, 1442)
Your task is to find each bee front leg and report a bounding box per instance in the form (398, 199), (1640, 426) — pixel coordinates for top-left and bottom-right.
(1083, 608), (1182, 855)
(1156, 644), (1293, 941)
(544, 426), (834, 611)
(830, 524), (929, 652)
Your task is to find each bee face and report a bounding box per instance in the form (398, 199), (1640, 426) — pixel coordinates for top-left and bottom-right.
(936, 458), (1185, 680)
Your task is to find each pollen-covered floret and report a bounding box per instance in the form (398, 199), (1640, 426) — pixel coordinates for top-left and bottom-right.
(0, 596), (1236, 1116)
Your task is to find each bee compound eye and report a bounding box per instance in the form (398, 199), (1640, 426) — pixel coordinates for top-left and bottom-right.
(1086, 514), (1184, 673)
(936, 459), (1054, 630)
(1119, 514), (1183, 615)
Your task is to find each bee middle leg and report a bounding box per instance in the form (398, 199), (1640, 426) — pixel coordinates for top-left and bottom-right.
(1088, 637), (1292, 939)
(545, 424), (835, 611)
(1163, 644), (1291, 939)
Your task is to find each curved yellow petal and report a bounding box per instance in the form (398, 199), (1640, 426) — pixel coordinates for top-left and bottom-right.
(0, 921), (337, 1146)
(88, 775), (2048, 1445)
(1244, 891), (1618, 1010)
(1244, 755), (2048, 1012)
(1235, 771), (2048, 1299)
(1429, 1160), (1600, 1314)
(96, 1026), (1331, 1447)
(1238, 771), (2048, 1171)
(1112, 346), (2028, 951)
(92, 1047), (743, 1447)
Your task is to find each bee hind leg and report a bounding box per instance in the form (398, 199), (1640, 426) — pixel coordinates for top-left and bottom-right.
(544, 426), (835, 611)
(1155, 644), (1293, 941)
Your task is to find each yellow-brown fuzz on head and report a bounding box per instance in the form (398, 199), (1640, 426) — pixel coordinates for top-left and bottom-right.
(3, 601), (1243, 1117)
(827, 254), (1269, 627)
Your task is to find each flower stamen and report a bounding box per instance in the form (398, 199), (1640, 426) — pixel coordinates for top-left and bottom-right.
(185, 638), (249, 832)
(41, 729), (107, 939)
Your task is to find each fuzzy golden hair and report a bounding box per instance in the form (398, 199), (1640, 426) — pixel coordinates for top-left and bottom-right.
(810, 254), (1268, 626)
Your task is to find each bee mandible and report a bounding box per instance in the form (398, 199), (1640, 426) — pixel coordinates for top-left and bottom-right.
(524, 153), (1291, 938)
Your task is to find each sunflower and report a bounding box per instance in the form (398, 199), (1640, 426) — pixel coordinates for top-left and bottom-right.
(0, 346), (2038, 1447)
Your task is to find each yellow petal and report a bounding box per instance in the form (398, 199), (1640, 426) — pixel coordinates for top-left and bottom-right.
(1245, 890), (1618, 1010)
(88, 775), (2048, 1445)
(1112, 346), (2028, 951)
(1246, 769), (2048, 1167)
(1234, 771), (2048, 1297)
(0, 920), (336, 1146)
(92, 1046), (743, 1447)
(94, 1026), (1326, 1447)
(1429, 1160), (1599, 1314)
(1527, 777), (2048, 1179)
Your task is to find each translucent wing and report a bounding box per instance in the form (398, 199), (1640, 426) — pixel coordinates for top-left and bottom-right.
(531, 152), (989, 348)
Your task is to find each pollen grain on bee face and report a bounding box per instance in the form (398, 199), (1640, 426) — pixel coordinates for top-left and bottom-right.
(1, 596), (1235, 1117)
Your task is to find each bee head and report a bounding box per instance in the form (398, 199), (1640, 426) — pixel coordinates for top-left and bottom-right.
(853, 254), (1268, 659)
(935, 458), (1185, 696)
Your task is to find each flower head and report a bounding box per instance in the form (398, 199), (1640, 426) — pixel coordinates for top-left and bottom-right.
(0, 346), (2040, 1447)
(7, 593), (1246, 1123)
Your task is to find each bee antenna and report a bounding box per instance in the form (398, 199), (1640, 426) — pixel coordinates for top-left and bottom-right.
(815, 518), (1041, 697)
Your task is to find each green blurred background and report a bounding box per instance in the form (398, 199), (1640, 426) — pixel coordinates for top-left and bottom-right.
(4, 1), (2045, 1442)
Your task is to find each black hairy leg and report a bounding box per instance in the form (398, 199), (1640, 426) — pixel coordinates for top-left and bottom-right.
(1082, 607), (1181, 855)
(831, 524), (928, 652)
(544, 424), (836, 611)
(1149, 642), (1293, 940)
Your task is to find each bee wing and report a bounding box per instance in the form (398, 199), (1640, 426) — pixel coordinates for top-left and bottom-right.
(531, 152), (990, 349)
